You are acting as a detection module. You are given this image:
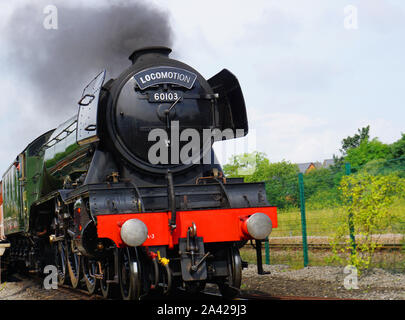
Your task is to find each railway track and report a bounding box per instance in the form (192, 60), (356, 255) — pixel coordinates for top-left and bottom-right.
(239, 293), (361, 300)
(56, 284), (364, 301)
(247, 242), (404, 251)
(1, 272), (103, 300)
(57, 283), (105, 300)
(2, 272), (357, 301)
(197, 291), (355, 301)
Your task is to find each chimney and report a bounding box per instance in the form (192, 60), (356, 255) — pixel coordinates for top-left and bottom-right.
(128, 46), (172, 64)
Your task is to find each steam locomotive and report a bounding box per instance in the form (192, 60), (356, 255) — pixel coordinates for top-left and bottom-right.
(0, 47), (277, 299)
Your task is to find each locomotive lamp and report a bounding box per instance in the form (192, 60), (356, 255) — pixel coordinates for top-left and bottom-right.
(243, 212), (273, 240)
(120, 219), (148, 247)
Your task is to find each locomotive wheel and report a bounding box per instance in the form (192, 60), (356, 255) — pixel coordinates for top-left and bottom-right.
(158, 263), (172, 295)
(229, 246), (242, 288)
(100, 254), (118, 299)
(66, 239), (81, 289)
(100, 260), (111, 299)
(51, 201), (67, 286)
(82, 256), (98, 295)
(218, 246), (242, 299)
(53, 241), (67, 286)
(118, 247), (142, 300)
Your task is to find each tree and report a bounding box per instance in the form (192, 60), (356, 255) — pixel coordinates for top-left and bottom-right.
(304, 168), (343, 209)
(390, 133), (405, 159)
(223, 152), (299, 208)
(223, 151), (299, 183)
(344, 138), (391, 169)
(265, 161), (300, 209)
(267, 161), (299, 181)
(340, 125), (370, 155)
(332, 173), (405, 272)
(223, 151), (270, 182)
(333, 126), (370, 168)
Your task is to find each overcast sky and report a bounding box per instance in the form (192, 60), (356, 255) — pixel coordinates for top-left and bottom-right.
(0, 0), (404, 172)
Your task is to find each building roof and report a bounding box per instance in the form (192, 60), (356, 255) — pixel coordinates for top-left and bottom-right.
(323, 159), (335, 168)
(297, 162), (313, 173)
(296, 159), (335, 173)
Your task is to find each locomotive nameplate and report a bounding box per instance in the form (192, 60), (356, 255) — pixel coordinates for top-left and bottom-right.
(134, 66), (197, 90)
(148, 91), (183, 103)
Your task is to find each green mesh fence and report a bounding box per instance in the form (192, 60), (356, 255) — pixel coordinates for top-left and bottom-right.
(259, 156), (405, 271)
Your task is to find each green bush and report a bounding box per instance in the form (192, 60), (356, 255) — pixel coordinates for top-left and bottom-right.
(306, 189), (341, 209)
(330, 173), (405, 272)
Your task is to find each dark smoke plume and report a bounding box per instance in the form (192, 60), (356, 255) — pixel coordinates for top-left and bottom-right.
(4, 1), (173, 116)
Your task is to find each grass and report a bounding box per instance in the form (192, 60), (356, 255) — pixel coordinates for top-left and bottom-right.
(273, 208), (341, 237)
(273, 200), (405, 238)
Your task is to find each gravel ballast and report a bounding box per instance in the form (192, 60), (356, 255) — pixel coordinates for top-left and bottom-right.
(240, 264), (405, 300)
(0, 265), (404, 300)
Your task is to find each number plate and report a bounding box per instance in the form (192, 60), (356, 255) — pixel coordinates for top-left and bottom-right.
(148, 91), (183, 103)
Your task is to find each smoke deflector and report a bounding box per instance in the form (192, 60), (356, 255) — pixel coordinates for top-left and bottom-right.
(208, 69), (248, 136)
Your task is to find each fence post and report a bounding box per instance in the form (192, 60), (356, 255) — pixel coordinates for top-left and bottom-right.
(345, 162), (351, 175)
(345, 163), (356, 255)
(298, 173), (309, 267)
(264, 237), (270, 265)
